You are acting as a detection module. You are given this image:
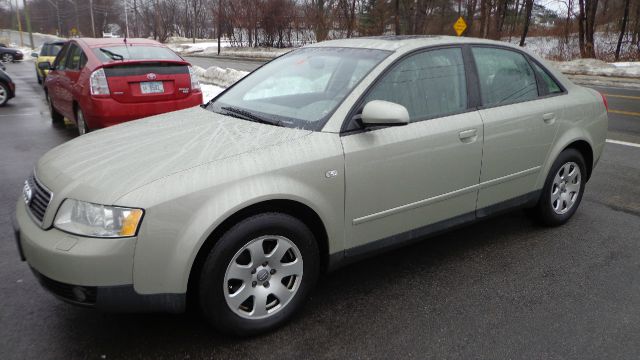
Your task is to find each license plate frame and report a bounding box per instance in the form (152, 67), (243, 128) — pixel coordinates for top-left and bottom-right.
(140, 81), (164, 94)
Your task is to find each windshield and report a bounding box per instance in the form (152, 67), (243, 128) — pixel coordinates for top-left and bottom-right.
(41, 43), (63, 56)
(207, 47), (390, 131)
(92, 45), (182, 62)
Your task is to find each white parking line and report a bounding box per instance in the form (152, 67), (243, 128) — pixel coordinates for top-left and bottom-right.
(606, 139), (640, 148)
(0, 113), (40, 117)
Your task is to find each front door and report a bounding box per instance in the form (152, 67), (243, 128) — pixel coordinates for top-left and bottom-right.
(341, 47), (484, 254)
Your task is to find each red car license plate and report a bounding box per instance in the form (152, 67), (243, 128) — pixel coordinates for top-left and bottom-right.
(140, 81), (164, 94)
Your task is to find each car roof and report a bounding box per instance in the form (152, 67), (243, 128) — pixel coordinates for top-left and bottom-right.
(307, 35), (524, 53)
(74, 37), (164, 48)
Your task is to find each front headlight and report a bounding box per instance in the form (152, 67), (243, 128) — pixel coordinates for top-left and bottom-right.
(54, 199), (144, 238)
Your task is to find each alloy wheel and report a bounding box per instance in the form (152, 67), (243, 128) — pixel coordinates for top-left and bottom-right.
(0, 84), (7, 105)
(551, 161), (581, 215)
(1, 53), (13, 62)
(223, 235), (303, 320)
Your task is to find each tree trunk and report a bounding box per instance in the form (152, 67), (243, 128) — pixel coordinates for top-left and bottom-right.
(615, 0), (631, 60)
(395, 0), (400, 35)
(465, 0), (477, 36)
(578, 0), (586, 57)
(519, 0), (534, 46)
(479, 0), (487, 38)
(585, 0), (599, 58)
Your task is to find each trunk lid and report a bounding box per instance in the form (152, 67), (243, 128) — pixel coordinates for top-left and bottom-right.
(103, 60), (192, 103)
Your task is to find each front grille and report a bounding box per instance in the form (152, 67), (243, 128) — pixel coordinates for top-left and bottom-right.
(26, 175), (52, 224)
(31, 268), (97, 305)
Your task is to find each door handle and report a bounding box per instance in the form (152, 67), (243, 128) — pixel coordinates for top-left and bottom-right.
(458, 129), (477, 143)
(543, 112), (556, 124)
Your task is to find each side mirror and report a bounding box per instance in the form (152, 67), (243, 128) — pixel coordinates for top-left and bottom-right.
(38, 61), (52, 71)
(31, 52), (38, 58)
(360, 100), (410, 127)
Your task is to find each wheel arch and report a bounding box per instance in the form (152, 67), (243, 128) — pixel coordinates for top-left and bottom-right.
(185, 199), (330, 309)
(563, 139), (594, 181)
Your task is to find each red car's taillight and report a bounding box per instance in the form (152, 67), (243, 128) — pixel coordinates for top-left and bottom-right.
(600, 92), (608, 112)
(89, 68), (110, 95)
(188, 66), (201, 91)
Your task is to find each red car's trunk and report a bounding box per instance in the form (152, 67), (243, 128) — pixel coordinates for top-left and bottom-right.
(103, 61), (192, 104)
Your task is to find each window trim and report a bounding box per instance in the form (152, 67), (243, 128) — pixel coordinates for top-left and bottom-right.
(469, 44), (567, 111)
(340, 44), (475, 136)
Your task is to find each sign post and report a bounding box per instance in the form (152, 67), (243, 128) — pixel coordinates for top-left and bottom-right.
(453, 17), (467, 37)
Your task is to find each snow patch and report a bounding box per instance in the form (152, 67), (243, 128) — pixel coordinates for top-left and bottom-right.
(194, 65), (249, 88)
(200, 84), (225, 104)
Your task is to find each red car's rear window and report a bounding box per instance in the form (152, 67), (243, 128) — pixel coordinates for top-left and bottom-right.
(93, 46), (182, 62)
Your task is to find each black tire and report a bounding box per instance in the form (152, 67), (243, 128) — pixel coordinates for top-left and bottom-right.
(1, 53), (14, 63)
(76, 107), (90, 135)
(0, 82), (9, 107)
(199, 212), (319, 336)
(46, 91), (64, 124)
(37, 73), (42, 84)
(533, 148), (587, 226)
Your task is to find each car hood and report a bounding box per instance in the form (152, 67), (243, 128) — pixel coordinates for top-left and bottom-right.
(36, 106), (312, 204)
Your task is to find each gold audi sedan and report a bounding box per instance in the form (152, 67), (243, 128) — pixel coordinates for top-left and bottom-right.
(14, 36), (607, 335)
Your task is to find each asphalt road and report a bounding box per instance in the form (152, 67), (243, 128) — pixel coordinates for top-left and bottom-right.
(1, 60), (640, 359)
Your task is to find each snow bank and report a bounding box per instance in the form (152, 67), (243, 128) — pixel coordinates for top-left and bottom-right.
(193, 65), (249, 88)
(551, 59), (640, 78)
(200, 84), (225, 104)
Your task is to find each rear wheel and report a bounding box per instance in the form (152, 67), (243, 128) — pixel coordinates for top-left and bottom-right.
(76, 108), (90, 135)
(199, 212), (319, 336)
(0, 82), (9, 106)
(46, 91), (64, 124)
(533, 149), (586, 226)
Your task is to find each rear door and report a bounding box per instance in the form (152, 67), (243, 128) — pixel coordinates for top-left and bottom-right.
(471, 46), (564, 213)
(57, 43), (87, 118)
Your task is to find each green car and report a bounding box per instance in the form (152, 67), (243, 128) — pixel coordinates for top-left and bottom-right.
(31, 41), (65, 84)
(14, 36), (607, 335)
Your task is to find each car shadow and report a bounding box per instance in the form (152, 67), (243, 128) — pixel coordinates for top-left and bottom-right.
(43, 209), (546, 357)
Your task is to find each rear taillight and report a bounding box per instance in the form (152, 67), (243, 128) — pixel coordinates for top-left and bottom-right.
(188, 66), (201, 91)
(89, 68), (110, 95)
(600, 92), (608, 112)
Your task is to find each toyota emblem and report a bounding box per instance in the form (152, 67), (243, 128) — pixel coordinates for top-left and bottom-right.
(146, 73), (157, 80)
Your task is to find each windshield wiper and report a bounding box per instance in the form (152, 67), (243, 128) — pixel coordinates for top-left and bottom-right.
(220, 106), (281, 127)
(99, 48), (124, 61)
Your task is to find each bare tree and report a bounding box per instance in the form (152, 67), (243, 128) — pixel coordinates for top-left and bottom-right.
(615, 0), (630, 60)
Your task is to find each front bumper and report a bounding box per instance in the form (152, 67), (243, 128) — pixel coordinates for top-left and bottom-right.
(14, 200), (185, 313)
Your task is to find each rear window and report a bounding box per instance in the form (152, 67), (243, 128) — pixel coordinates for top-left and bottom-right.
(41, 44), (63, 56)
(93, 46), (182, 62)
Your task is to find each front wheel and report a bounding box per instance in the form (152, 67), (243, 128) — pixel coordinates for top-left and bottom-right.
(0, 82), (9, 106)
(533, 148), (587, 226)
(1, 53), (14, 62)
(199, 212), (319, 336)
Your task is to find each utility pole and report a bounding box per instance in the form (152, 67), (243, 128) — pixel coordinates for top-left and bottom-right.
(217, 0), (222, 55)
(22, 0), (34, 48)
(46, 0), (62, 36)
(89, 0), (96, 37)
(124, 0), (130, 38)
(15, 0), (24, 47)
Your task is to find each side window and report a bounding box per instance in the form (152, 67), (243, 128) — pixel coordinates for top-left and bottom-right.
(363, 47), (467, 122)
(66, 44), (85, 71)
(472, 47), (538, 107)
(53, 44), (70, 70)
(530, 61), (563, 95)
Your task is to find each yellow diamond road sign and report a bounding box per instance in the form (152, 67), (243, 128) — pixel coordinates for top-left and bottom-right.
(453, 16), (467, 36)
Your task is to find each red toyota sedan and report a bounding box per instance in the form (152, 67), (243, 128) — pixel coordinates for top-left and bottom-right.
(41, 38), (202, 135)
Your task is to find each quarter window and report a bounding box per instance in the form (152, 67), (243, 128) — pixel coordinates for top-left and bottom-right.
(363, 47), (467, 122)
(472, 47), (538, 107)
(530, 61), (563, 95)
